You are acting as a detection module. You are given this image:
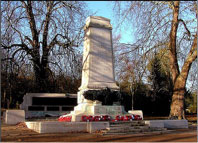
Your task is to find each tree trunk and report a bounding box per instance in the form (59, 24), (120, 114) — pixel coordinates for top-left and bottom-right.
(168, 1), (180, 84)
(168, 1), (197, 120)
(169, 76), (186, 119)
(169, 33), (197, 119)
(33, 57), (50, 92)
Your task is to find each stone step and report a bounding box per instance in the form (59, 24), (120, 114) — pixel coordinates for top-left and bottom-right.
(107, 126), (149, 131)
(104, 129), (149, 134)
(101, 125), (168, 135)
(110, 122), (146, 127)
(110, 121), (144, 124)
(133, 126), (149, 129)
(101, 127), (169, 135)
(110, 121), (145, 124)
(149, 127), (167, 131)
(107, 128), (150, 133)
(111, 127), (166, 132)
(102, 129), (171, 136)
(103, 132), (127, 135)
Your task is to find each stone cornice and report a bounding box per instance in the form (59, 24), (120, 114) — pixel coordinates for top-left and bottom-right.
(83, 16), (112, 30)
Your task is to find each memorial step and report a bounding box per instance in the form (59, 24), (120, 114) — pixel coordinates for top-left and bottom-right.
(100, 121), (168, 135)
(110, 121), (146, 126)
(107, 126), (149, 131)
(101, 127), (169, 135)
(110, 122), (145, 127)
(102, 129), (170, 135)
(107, 128), (147, 133)
(149, 127), (168, 131)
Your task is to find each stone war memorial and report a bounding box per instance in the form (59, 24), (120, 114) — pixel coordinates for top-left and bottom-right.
(64, 16), (138, 122)
(3, 16), (188, 134)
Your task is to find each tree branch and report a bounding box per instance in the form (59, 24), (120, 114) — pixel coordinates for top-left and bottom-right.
(168, 1), (180, 83)
(176, 33), (197, 88)
(43, 1), (53, 50)
(25, 36), (34, 47)
(2, 43), (32, 56)
(22, 1), (39, 48)
(178, 19), (191, 37)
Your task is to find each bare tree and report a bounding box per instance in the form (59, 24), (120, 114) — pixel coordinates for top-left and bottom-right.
(1, 1), (89, 92)
(113, 1), (197, 119)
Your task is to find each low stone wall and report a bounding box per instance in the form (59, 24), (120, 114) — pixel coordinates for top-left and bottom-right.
(26, 121), (109, 133)
(87, 122), (110, 133)
(163, 120), (188, 128)
(144, 120), (165, 128)
(3, 110), (25, 125)
(25, 119), (188, 134)
(20, 93), (77, 118)
(144, 120), (188, 129)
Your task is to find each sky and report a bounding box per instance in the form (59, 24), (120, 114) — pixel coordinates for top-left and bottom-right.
(86, 1), (113, 19)
(86, 1), (135, 44)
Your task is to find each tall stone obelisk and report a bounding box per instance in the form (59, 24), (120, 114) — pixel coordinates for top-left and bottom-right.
(78, 16), (119, 104)
(79, 16), (119, 91)
(68, 16), (125, 122)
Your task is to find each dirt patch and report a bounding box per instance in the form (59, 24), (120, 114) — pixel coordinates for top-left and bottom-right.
(1, 122), (197, 142)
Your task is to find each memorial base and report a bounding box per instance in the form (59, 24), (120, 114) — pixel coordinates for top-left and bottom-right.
(66, 100), (128, 122)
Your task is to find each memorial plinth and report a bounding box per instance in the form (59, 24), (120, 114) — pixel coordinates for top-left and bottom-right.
(79, 16), (119, 91)
(67, 16), (126, 122)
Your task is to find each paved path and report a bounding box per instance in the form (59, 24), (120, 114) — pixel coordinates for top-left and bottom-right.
(1, 124), (197, 142)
